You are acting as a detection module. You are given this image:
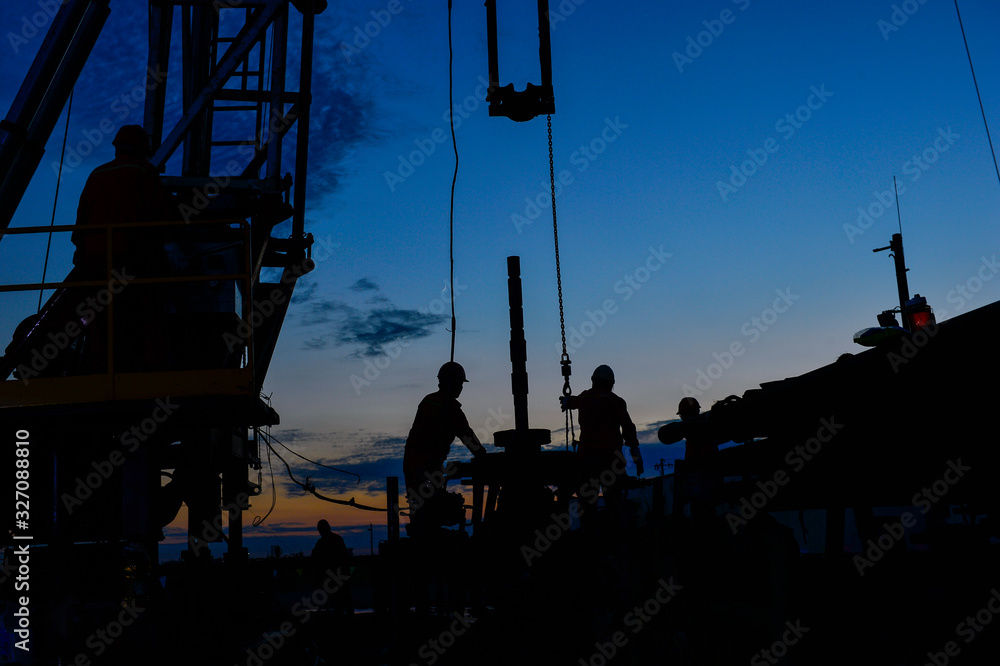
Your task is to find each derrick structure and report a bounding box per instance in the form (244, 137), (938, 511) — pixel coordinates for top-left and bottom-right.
(0, 3), (326, 660)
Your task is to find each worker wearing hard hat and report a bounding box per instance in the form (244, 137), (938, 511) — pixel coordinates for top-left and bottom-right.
(403, 361), (485, 529)
(658, 397), (725, 463)
(71, 125), (169, 373)
(659, 397), (724, 521)
(561, 364), (643, 509)
(72, 124), (167, 277)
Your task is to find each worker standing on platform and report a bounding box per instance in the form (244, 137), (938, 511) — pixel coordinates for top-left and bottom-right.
(71, 124), (169, 372)
(561, 365), (643, 511)
(72, 124), (167, 277)
(403, 361), (485, 531)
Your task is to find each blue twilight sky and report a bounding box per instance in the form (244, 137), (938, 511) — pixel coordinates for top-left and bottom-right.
(1, 0), (999, 553)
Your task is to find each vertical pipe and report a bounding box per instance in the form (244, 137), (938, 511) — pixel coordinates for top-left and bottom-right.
(537, 0), (553, 91)
(891, 233), (909, 327)
(507, 256), (529, 432)
(387, 476), (399, 543)
(267, 4), (288, 182)
(291, 3), (315, 240)
(145, 3), (172, 155)
(485, 0), (500, 96)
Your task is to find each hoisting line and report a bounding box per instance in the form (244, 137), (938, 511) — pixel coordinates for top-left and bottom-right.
(38, 89), (74, 313)
(954, 0), (1000, 189)
(447, 0), (458, 362)
(548, 114), (575, 450)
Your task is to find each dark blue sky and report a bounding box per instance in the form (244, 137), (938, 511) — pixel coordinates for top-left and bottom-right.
(2, 0), (999, 552)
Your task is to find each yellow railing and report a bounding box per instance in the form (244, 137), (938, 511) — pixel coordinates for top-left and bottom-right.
(0, 218), (256, 406)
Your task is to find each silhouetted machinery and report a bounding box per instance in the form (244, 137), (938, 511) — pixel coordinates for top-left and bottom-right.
(0, 1), (326, 662)
(450, 257), (578, 539)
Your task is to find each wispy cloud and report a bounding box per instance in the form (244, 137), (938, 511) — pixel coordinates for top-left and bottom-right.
(265, 429), (406, 495)
(298, 279), (445, 356)
(350, 278), (378, 292)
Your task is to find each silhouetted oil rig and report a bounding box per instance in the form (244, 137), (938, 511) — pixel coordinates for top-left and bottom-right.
(1, 1), (999, 665)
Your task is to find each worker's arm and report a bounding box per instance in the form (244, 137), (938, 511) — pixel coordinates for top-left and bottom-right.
(559, 394), (581, 411)
(455, 407), (486, 458)
(459, 432), (485, 458)
(619, 399), (643, 476)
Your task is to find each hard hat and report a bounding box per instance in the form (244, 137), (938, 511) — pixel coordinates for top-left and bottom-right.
(591, 365), (615, 382)
(112, 125), (151, 155)
(677, 397), (700, 415)
(438, 361), (468, 384)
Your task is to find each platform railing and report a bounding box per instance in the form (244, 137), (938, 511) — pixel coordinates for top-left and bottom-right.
(0, 218), (255, 406)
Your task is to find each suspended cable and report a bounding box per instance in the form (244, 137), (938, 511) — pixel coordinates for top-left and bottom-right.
(954, 0), (1000, 188)
(266, 440), (385, 512)
(260, 429), (361, 483)
(548, 114), (575, 450)
(38, 89), (74, 313)
(251, 431), (277, 526)
(447, 0), (459, 362)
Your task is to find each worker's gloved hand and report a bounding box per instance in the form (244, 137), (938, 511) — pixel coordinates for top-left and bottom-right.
(559, 396), (568, 412)
(630, 447), (644, 476)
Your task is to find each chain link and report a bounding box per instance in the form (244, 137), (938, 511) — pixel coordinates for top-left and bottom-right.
(548, 114), (575, 449)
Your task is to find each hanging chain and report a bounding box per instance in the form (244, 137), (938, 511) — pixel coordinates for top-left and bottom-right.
(548, 114), (575, 450)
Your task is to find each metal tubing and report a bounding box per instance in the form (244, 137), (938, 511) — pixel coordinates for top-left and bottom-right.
(485, 0), (500, 94)
(891, 233), (910, 325)
(507, 256), (529, 432)
(291, 2), (315, 240)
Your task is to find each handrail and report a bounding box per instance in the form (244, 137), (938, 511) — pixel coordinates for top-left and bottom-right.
(0, 217), (256, 394)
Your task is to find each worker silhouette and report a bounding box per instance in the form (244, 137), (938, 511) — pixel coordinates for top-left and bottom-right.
(72, 125), (167, 277)
(561, 365), (643, 516)
(312, 519), (352, 613)
(403, 361), (485, 533)
(71, 125), (169, 372)
(659, 397), (722, 522)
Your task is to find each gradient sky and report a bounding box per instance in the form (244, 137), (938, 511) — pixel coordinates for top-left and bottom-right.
(2, 0), (999, 556)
